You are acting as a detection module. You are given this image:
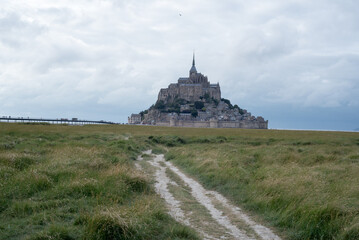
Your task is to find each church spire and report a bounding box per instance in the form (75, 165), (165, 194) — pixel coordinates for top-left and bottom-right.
(189, 52), (197, 75)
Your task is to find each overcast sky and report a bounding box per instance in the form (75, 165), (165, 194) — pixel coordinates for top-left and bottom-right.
(1, 0), (358, 130)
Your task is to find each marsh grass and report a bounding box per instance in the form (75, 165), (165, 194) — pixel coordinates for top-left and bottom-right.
(164, 132), (359, 240)
(1, 123), (358, 239)
(0, 123), (199, 240)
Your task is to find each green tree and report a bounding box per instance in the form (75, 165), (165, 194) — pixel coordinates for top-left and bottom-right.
(154, 100), (166, 110)
(221, 98), (234, 109)
(139, 110), (148, 120)
(194, 101), (204, 109)
(204, 93), (211, 103)
(233, 104), (244, 114)
(191, 110), (198, 118)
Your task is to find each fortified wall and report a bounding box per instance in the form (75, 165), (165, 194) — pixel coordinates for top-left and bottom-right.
(156, 118), (268, 129)
(129, 55), (268, 129)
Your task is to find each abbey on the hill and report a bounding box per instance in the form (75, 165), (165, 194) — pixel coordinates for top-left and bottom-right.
(129, 55), (268, 129)
(158, 56), (221, 104)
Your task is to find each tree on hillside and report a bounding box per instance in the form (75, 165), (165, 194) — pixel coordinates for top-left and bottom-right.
(233, 104), (245, 115)
(154, 100), (165, 110)
(191, 109), (198, 118)
(194, 101), (204, 110)
(139, 110), (148, 120)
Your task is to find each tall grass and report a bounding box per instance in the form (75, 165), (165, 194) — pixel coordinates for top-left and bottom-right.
(0, 123), (199, 240)
(1, 122), (358, 239)
(163, 133), (359, 239)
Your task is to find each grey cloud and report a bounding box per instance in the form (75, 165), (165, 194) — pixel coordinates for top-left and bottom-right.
(0, 13), (45, 48)
(0, 0), (358, 129)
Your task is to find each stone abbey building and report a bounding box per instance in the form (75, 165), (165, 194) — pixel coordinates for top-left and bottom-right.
(158, 56), (221, 103)
(129, 55), (268, 129)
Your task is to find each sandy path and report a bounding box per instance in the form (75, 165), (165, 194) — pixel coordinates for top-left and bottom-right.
(149, 154), (190, 225)
(136, 151), (281, 240)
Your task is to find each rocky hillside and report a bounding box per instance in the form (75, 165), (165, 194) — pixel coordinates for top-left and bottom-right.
(140, 95), (264, 125)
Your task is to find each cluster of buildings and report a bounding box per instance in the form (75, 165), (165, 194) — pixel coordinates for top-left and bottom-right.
(129, 55), (268, 129)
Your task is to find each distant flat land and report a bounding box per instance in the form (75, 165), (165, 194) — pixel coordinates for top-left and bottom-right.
(0, 123), (358, 239)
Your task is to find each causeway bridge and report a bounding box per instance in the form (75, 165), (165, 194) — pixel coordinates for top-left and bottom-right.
(0, 116), (117, 125)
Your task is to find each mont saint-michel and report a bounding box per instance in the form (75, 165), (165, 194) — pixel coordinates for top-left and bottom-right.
(129, 55), (268, 129)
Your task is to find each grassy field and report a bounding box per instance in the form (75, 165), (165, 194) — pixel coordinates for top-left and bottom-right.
(159, 130), (359, 239)
(0, 123), (358, 239)
(0, 123), (199, 240)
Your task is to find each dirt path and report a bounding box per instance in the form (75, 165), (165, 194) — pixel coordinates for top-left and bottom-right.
(136, 151), (281, 240)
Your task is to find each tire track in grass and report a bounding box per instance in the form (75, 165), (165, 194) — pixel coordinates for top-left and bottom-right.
(137, 151), (281, 240)
(207, 191), (281, 240)
(148, 154), (190, 225)
(163, 157), (255, 240)
(166, 168), (233, 239)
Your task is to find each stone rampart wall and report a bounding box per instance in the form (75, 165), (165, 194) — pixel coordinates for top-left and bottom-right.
(156, 122), (170, 127)
(218, 121), (240, 128)
(156, 119), (268, 129)
(177, 120), (210, 128)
